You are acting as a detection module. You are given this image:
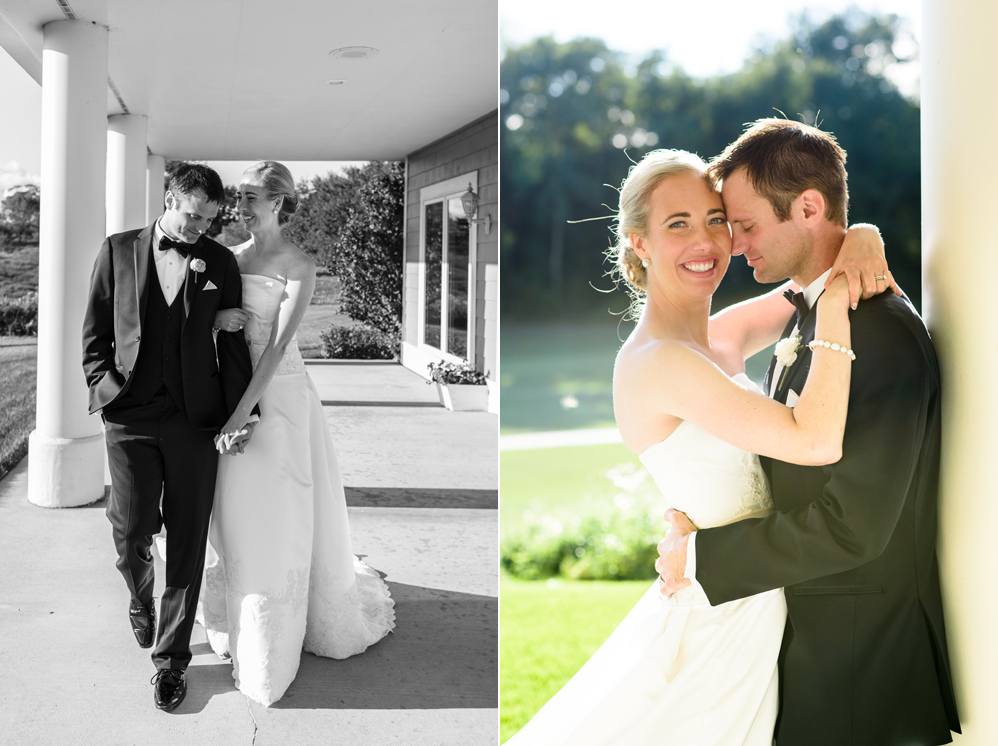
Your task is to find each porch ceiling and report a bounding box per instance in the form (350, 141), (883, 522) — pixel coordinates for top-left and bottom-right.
(0, 0), (497, 160)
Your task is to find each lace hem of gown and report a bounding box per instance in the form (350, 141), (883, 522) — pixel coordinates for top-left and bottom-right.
(198, 554), (395, 706)
(304, 557), (397, 659)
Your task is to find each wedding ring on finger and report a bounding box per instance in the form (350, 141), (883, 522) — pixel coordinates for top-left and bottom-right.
(874, 274), (887, 281)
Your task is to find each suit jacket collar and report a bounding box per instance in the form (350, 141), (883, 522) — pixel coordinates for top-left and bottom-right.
(132, 224), (156, 329)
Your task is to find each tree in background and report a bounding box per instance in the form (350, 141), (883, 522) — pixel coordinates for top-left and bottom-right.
(501, 9), (922, 319)
(0, 184), (40, 247)
(283, 170), (357, 271)
(323, 162), (404, 337)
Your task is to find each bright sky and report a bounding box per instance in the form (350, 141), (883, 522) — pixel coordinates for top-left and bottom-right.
(501, 0), (920, 78)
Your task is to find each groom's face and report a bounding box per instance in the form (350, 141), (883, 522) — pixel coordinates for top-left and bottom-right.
(721, 168), (808, 285)
(161, 189), (219, 244)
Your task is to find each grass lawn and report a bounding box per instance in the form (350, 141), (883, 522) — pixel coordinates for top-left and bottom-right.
(500, 574), (649, 743)
(0, 337), (37, 479)
(297, 273), (360, 358)
(0, 245), (39, 298)
(500, 322), (630, 435)
(500, 321), (774, 435)
(500, 442), (648, 536)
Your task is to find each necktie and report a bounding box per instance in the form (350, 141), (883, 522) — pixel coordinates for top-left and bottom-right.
(783, 288), (809, 329)
(158, 236), (191, 258)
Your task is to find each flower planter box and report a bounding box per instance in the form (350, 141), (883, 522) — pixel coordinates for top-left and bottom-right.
(436, 382), (489, 411)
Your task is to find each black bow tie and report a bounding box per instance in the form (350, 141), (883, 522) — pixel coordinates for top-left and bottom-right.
(158, 236), (192, 258)
(783, 288), (809, 328)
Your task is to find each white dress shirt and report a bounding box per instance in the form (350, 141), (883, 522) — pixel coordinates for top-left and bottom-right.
(152, 220), (190, 306)
(683, 268), (833, 604)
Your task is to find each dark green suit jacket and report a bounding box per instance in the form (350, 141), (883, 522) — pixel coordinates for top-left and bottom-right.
(695, 292), (960, 745)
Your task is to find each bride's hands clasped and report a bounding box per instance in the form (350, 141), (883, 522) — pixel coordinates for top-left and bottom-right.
(215, 420), (256, 455)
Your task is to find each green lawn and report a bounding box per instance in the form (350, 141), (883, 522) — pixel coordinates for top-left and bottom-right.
(297, 273), (359, 358)
(500, 322), (630, 434)
(0, 338), (37, 479)
(0, 245), (39, 298)
(500, 575), (649, 743)
(500, 321), (774, 435)
(500, 442), (648, 535)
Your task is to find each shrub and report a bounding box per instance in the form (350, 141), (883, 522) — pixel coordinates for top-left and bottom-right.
(332, 162), (404, 337)
(501, 464), (664, 581)
(320, 322), (398, 360)
(0, 292), (38, 336)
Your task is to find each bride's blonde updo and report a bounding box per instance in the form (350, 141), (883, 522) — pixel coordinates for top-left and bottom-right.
(610, 149), (710, 305)
(244, 160), (301, 226)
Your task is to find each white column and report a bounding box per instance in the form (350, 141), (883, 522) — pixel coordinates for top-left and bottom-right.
(146, 154), (165, 225)
(28, 20), (108, 508)
(105, 114), (147, 235)
(922, 0), (998, 741)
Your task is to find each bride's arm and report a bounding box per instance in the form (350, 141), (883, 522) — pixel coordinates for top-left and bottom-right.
(654, 276), (853, 466)
(218, 254), (316, 438)
(709, 225), (886, 360)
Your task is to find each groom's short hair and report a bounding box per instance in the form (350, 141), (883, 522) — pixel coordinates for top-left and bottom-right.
(708, 118), (848, 228)
(167, 163), (226, 205)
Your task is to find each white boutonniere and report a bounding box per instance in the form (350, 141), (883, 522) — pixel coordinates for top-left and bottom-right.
(774, 334), (802, 367)
(774, 334), (802, 389)
(190, 258), (206, 273)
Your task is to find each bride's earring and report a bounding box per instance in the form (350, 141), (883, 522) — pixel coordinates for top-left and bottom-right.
(642, 258), (650, 268)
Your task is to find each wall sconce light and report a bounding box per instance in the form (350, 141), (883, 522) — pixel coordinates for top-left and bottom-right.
(460, 183), (491, 235)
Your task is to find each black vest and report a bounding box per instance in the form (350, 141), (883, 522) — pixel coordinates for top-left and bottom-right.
(128, 259), (186, 408)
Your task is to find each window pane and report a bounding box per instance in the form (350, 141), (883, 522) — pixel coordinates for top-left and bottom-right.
(446, 197), (469, 358)
(423, 202), (443, 348)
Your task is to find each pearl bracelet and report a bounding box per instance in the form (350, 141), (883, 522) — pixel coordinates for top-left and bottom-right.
(808, 339), (856, 361)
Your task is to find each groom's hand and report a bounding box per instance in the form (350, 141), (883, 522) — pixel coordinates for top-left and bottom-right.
(656, 509), (696, 596)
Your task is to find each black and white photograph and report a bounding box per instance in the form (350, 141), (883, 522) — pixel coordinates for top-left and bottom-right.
(0, 2), (497, 744)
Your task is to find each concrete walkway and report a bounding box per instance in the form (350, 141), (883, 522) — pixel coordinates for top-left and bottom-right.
(0, 361), (498, 746)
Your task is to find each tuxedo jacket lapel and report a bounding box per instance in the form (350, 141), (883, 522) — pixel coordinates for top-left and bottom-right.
(774, 307), (819, 403)
(132, 226), (154, 330)
(182, 241), (206, 330)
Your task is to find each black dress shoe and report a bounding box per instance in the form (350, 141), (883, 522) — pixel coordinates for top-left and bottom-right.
(129, 598), (156, 649)
(151, 669), (186, 711)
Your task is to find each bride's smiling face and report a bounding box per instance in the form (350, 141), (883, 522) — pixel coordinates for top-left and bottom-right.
(236, 176), (280, 231)
(630, 171), (732, 301)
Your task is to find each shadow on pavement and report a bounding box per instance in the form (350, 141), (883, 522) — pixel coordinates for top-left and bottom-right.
(345, 486), (498, 509)
(270, 582), (498, 711)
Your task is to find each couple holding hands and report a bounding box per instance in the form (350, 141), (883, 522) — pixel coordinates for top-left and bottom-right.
(82, 161), (394, 711)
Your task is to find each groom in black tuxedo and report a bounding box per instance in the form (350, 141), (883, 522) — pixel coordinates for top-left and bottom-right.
(657, 120), (960, 745)
(82, 164), (255, 711)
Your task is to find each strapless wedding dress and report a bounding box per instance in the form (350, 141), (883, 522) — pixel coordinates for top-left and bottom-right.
(506, 373), (786, 745)
(199, 274), (395, 706)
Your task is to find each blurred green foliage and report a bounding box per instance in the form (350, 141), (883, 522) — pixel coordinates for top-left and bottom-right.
(501, 10), (921, 319)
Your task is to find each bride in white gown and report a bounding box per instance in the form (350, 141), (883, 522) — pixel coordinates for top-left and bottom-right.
(506, 149), (888, 744)
(200, 160), (394, 706)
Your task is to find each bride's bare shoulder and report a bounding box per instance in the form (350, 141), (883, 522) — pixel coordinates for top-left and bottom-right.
(229, 239), (253, 257)
(616, 336), (703, 379)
